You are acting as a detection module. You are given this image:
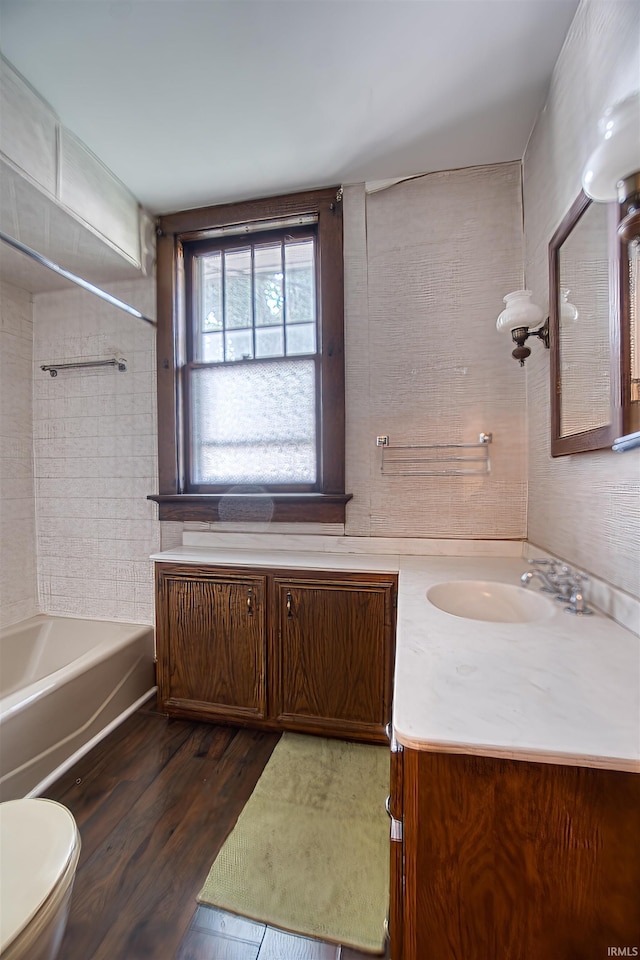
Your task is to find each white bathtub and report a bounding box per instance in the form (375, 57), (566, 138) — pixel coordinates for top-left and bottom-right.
(0, 615), (156, 801)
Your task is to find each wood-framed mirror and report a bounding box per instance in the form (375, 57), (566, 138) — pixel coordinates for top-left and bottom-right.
(549, 190), (631, 457)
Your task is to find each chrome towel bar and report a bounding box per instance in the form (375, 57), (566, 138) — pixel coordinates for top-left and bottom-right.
(376, 432), (492, 477)
(41, 357), (127, 377)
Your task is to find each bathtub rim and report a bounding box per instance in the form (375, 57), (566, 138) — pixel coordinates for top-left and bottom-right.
(0, 615), (156, 721)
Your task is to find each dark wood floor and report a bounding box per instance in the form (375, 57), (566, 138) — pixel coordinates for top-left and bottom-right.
(44, 702), (388, 960)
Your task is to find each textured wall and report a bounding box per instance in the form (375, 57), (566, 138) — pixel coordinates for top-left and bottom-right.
(32, 278), (159, 623)
(0, 280), (37, 627)
(523, 0), (640, 598)
(344, 163), (527, 538)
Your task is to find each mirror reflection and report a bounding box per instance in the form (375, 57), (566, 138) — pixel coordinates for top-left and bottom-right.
(557, 201), (611, 437)
(629, 239), (639, 408)
(548, 190), (631, 457)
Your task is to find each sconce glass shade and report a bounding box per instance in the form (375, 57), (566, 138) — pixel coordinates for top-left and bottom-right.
(581, 91), (640, 202)
(560, 289), (579, 322)
(496, 290), (545, 334)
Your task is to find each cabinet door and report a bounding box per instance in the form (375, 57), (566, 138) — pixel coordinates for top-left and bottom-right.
(156, 565), (267, 723)
(273, 575), (395, 741)
(401, 749), (640, 960)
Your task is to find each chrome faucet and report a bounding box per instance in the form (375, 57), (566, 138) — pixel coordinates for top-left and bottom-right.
(520, 558), (568, 593)
(521, 559), (593, 614)
(520, 568), (558, 593)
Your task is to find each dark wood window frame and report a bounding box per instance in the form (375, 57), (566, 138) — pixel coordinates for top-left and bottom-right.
(149, 187), (352, 523)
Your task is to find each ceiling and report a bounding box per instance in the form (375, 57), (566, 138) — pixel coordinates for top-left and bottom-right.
(0, 0), (579, 216)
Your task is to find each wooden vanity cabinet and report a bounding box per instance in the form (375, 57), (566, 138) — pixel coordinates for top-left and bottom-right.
(156, 564), (267, 723)
(390, 746), (640, 960)
(273, 574), (395, 742)
(155, 563), (397, 742)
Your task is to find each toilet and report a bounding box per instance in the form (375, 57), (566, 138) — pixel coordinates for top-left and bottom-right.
(0, 799), (81, 960)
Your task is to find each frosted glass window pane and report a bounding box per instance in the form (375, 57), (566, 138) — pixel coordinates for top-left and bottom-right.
(255, 243), (284, 328)
(225, 248), (252, 330)
(191, 359), (316, 484)
(225, 329), (253, 361)
(286, 322), (315, 356)
(285, 239), (315, 325)
(256, 326), (284, 358)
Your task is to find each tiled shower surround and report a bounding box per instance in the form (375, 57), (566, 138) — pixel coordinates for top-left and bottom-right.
(0, 280), (37, 628)
(32, 278), (159, 623)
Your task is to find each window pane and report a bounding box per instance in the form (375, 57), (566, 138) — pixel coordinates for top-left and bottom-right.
(225, 248), (252, 330)
(194, 253), (222, 360)
(190, 359), (316, 485)
(202, 331), (223, 363)
(255, 326), (284, 358)
(225, 328), (253, 361)
(254, 243), (284, 329)
(285, 239), (315, 325)
(286, 322), (316, 356)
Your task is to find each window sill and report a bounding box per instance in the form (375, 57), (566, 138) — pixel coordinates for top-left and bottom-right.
(147, 493), (353, 524)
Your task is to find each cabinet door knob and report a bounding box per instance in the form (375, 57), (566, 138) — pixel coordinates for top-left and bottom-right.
(286, 591), (293, 619)
(247, 589), (253, 617)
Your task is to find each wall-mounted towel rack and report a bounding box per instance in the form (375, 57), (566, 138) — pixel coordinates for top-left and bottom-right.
(376, 432), (492, 476)
(41, 357), (127, 377)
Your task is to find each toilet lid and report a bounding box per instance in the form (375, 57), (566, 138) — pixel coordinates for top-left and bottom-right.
(0, 799), (80, 952)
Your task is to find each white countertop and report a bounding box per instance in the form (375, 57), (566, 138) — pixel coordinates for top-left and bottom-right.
(393, 556), (639, 772)
(151, 545), (401, 574)
(152, 546), (640, 773)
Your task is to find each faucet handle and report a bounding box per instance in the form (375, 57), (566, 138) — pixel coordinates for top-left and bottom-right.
(563, 572), (593, 615)
(565, 583), (594, 616)
(531, 558), (568, 578)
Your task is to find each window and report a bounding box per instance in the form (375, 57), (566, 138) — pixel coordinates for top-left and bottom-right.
(186, 229), (318, 489)
(150, 188), (351, 523)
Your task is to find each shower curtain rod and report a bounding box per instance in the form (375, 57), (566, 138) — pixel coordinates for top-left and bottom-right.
(0, 230), (157, 327)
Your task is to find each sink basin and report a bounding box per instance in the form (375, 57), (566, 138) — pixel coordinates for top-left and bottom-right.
(426, 580), (555, 623)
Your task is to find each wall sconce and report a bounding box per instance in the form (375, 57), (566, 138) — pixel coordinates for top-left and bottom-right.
(496, 290), (550, 365)
(559, 288), (579, 323)
(581, 90), (640, 241)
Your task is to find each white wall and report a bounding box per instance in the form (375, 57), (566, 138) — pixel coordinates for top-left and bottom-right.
(344, 162), (527, 538)
(0, 279), (37, 627)
(32, 278), (159, 623)
(523, 0), (640, 598)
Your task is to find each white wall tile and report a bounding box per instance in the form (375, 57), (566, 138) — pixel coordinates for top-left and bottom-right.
(0, 280), (37, 628)
(159, 522), (184, 550)
(32, 277), (159, 623)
